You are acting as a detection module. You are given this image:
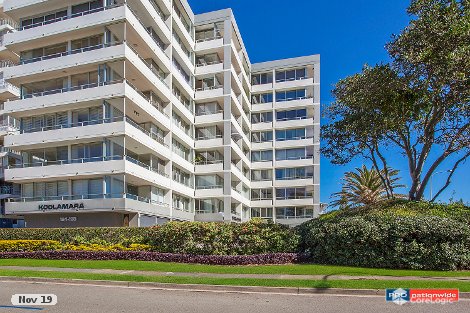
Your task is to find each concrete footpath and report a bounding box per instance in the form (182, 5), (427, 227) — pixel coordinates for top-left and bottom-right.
(1, 265), (470, 282)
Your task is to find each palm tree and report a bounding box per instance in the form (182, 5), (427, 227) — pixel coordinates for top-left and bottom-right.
(330, 165), (403, 209)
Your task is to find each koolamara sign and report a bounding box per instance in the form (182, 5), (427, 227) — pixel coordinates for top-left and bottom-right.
(39, 203), (85, 210)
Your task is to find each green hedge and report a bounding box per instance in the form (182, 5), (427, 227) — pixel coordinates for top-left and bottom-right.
(0, 220), (298, 255)
(297, 214), (470, 270)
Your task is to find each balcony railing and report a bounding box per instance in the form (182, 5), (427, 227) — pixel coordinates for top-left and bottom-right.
(195, 159), (223, 166)
(195, 185), (223, 190)
(12, 193), (169, 207)
(276, 95), (313, 103)
(10, 154), (167, 177)
(195, 109), (223, 116)
(195, 85), (222, 92)
(276, 175), (314, 181)
(276, 116), (309, 122)
(22, 79), (123, 99)
(195, 134), (223, 141)
(276, 155), (314, 161)
(17, 4), (121, 31)
(0, 18), (18, 29)
(196, 60), (222, 67)
(9, 155), (124, 168)
(20, 42), (122, 65)
(20, 116), (123, 134)
(276, 194), (314, 200)
(124, 117), (167, 147)
(0, 80), (20, 94)
(275, 76), (309, 83)
(195, 34), (222, 43)
(276, 135), (314, 142)
(125, 155), (168, 177)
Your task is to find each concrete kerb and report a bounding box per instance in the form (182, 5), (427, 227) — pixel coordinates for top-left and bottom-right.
(1, 276), (470, 299)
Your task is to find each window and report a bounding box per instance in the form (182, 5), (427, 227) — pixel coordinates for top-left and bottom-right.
(195, 102), (222, 116)
(251, 93), (273, 104)
(20, 9), (67, 30)
(172, 139), (191, 161)
(251, 188), (273, 200)
(251, 111), (273, 124)
(276, 128), (306, 141)
(251, 169), (272, 181)
(195, 126), (223, 140)
(275, 148), (306, 161)
(251, 73), (273, 85)
(195, 175), (223, 189)
(275, 68), (307, 82)
(276, 89), (307, 102)
(276, 188), (311, 200)
(276, 167), (313, 180)
(276, 207), (314, 219)
(173, 194), (192, 212)
(195, 198), (223, 213)
(173, 166), (192, 187)
(22, 181), (68, 200)
(251, 208), (273, 218)
(276, 109), (307, 121)
(71, 142), (103, 162)
(251, 131), (273, 143)
(251, 150), (273, 162)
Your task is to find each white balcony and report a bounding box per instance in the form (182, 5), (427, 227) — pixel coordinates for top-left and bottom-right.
(275, 117), (315, 129)
(251, 102), (273, 112)
(6, 157), (171, 188)
(194, 112), (223, 125)
(274, 77), (315, 90)
(5, 195), (171, 217)
(4, 80), (125, 115)
(250, 199), (273, 207)
(171, 181), (194, 198)
(251, 83), (273, 93)
(195, 62), (223, 76)
(275, 198), (314, 207)
(6, 44), (126, 83)
(172, 208), (194, 221)
(194, 187), (224, 198)
(194, 137), (224, 149)
(195, 86), (224, 101)
(274, 178), (314, 188)
(195, 161), (223, 174)
(275, 98), (316, 110)
(252, 122), (273, 131)
(0, 80), (20, 101)
(4, 5), (127, 50)
(275, 157), (315, 168)
(274, 137), (314, 149)
(195, 37), (223, 52)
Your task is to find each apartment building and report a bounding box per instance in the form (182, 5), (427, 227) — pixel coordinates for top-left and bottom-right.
(0, 0), (320, 228)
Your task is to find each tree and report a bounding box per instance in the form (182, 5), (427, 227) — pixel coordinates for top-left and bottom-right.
(323, 0), (470, 201)
(331, 165), (404, 209)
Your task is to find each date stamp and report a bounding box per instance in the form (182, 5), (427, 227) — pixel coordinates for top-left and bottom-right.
(11, 294), (57, 306)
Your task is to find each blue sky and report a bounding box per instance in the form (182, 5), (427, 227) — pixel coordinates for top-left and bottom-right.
(188, 0), (469, 204)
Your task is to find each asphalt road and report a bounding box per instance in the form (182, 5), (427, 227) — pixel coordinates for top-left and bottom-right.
(0, 281), (468, 313)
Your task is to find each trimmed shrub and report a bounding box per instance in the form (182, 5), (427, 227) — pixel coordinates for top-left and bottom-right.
(61, 243), (151, 251)
(0, 240), (62, 252)
(0, 251), (301, 265)
(297, 214), (470, 270)
(0, 220), (298, 255)
(146, 220), (299, 255)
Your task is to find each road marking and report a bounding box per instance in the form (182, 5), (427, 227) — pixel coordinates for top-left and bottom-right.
(0, 305), (43, 311)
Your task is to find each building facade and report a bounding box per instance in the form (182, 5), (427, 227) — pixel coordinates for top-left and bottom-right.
(0, 0), (320, 228)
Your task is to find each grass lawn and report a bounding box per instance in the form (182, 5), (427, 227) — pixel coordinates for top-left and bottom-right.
(0, 269), (469, 291)
(0, 259), (469, 278)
